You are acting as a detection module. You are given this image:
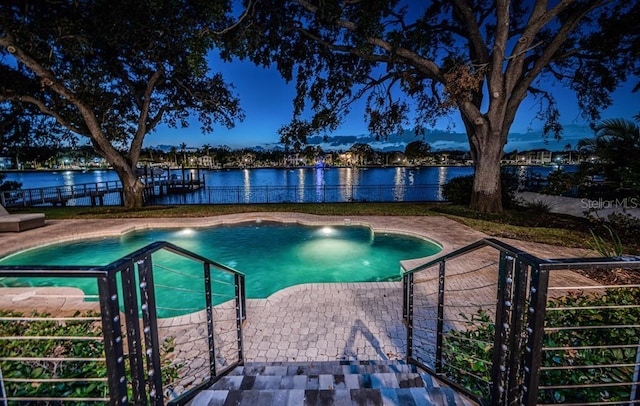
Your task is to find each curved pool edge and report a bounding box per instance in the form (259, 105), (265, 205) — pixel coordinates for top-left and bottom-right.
(0, 213), (488, 266)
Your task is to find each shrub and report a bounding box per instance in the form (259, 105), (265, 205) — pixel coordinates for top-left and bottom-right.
(607, 212), (640, 241)
(0, 310), (179, 402)
(524, 199), (553, 215)
(442, 287), (640, 403)
(0, 172), (21, 191)
(542, 169), (579, 196)
(586, 212), (640, 255)
(442, 175), (474, 205)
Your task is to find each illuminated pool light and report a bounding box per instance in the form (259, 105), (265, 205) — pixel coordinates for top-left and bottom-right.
(320, 226), (335, 236)
(177, 228), (195, 236)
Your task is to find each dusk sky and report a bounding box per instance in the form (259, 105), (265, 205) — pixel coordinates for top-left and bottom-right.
(146, 53), (639, 152)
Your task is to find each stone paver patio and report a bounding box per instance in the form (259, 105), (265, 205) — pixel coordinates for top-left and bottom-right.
(0, 213), (600, 393)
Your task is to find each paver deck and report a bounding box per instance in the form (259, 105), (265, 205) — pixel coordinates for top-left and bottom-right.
(0, 213), (599, 395)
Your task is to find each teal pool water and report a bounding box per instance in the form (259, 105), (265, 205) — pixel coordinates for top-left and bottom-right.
(0, 222), (440, 316)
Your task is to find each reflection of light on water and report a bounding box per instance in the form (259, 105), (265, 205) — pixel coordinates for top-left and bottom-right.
(437, 166), (448, 200)
(339, 167), (358, 201)
(298, 239), (367, 263)
(298, 168), (305, 202)
(517, 165), (527, 190)
(315, 168), (324, 202)
(63, 171), (75, 187)
(394, 167), (405, 201)
(95, 170), (105, 184)
(226, 260), (238, 268)
(243, 169), (251, 203)
(362, 260), (370, 266)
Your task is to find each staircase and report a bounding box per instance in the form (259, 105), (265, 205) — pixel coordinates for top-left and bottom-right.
(188, 360), (476, 405)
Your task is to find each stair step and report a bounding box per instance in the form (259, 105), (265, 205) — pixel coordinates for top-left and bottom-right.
(186, 361), (476, 406)
(210, 371), (427, 391)
(190, 387), (460, 406)
(228, 360), (421, 376)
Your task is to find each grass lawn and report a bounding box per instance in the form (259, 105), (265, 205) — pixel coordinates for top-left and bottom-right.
(12, 201), (633, 254)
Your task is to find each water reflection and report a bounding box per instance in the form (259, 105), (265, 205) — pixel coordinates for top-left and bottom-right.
(394, 167), (405, 201)
(7, 165), (581, 205)
(339, 167), (357, 201)
(243, 169), (250, 203)
(62, 171), (75, 187)
(437, 166), (448, 200)
(298, 168), (305, 202)
(315, 168), (324, 202)
(517, 165), (528, 191)
(94, 170), (105, 184)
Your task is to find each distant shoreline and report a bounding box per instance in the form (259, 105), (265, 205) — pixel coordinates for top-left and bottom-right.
(0, 162), (577, 173)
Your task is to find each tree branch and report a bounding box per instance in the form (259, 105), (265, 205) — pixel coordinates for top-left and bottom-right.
(0, 93), (86, 136)
(130, 67), (165, 163)
(292, 0), (443, 80)
(451, 0), (490, 64)
(505, 1), (607, 136)
(0, 34), (129, 169)
(207, 0), (255, 36)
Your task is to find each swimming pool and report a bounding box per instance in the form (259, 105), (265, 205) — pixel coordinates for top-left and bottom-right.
(0, 222), (441, 316)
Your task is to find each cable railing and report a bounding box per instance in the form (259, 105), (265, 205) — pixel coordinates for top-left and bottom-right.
(0, 241), (245, 405)
(3, 183), (445, 207)
(151, 184), (443, 205)
(402, 239), (640, 405)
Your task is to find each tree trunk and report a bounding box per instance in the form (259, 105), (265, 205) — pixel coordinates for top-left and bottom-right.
(112, 163), (145, 209)
(469, 133), (505, 213)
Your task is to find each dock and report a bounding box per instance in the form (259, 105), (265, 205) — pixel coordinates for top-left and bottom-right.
(1, 167), (205, 208)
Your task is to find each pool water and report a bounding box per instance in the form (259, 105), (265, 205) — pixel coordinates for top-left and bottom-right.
(0, 222), (441, 316)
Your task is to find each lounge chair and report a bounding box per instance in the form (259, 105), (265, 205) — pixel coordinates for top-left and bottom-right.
(0, 204), (45, 232)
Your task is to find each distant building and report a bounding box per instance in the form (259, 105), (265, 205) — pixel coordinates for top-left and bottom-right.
(513, 149), (553, 164)
(197, 155), (215, 168)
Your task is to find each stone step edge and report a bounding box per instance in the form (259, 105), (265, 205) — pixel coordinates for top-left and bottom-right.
(210, 372), (432, 391)
(190, 387), (456, 406)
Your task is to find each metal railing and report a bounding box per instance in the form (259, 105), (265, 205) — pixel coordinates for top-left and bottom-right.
(3, 183), (444, 207)
(1, 180), (124, 207)
(150, 183), (443, 205)
(0, 241), (245, 405)
(402, 238), (640, 405)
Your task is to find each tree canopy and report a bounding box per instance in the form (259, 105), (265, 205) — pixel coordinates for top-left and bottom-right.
(225, 0), (639, 212)
(0, 0), (243, 208)
(578, 117), (640, 189)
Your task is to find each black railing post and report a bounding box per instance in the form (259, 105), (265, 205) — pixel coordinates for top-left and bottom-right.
(402, 273), (408, 322)
(97, 274), (129, 405)
(404, 273), (414, 360)
(522, 264), (549, 405)
(120, 262), (147, 404)
(204, 263), (217, 378)
(506, 259), (529, 406)
(240, 275), (247, 322)
(490, 252), (514, 405)
(234, 274), (245, 362)
(137, 255), (164, 405)
(435, 260), (446, 373)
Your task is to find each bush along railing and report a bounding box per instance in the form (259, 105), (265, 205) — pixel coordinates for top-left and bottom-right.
(402, 238), (640, 405)
(0, 241), (245, 405)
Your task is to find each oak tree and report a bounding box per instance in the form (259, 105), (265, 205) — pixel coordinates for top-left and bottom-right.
(226, 0), (639, 212)
(0, 0), (243, 208)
